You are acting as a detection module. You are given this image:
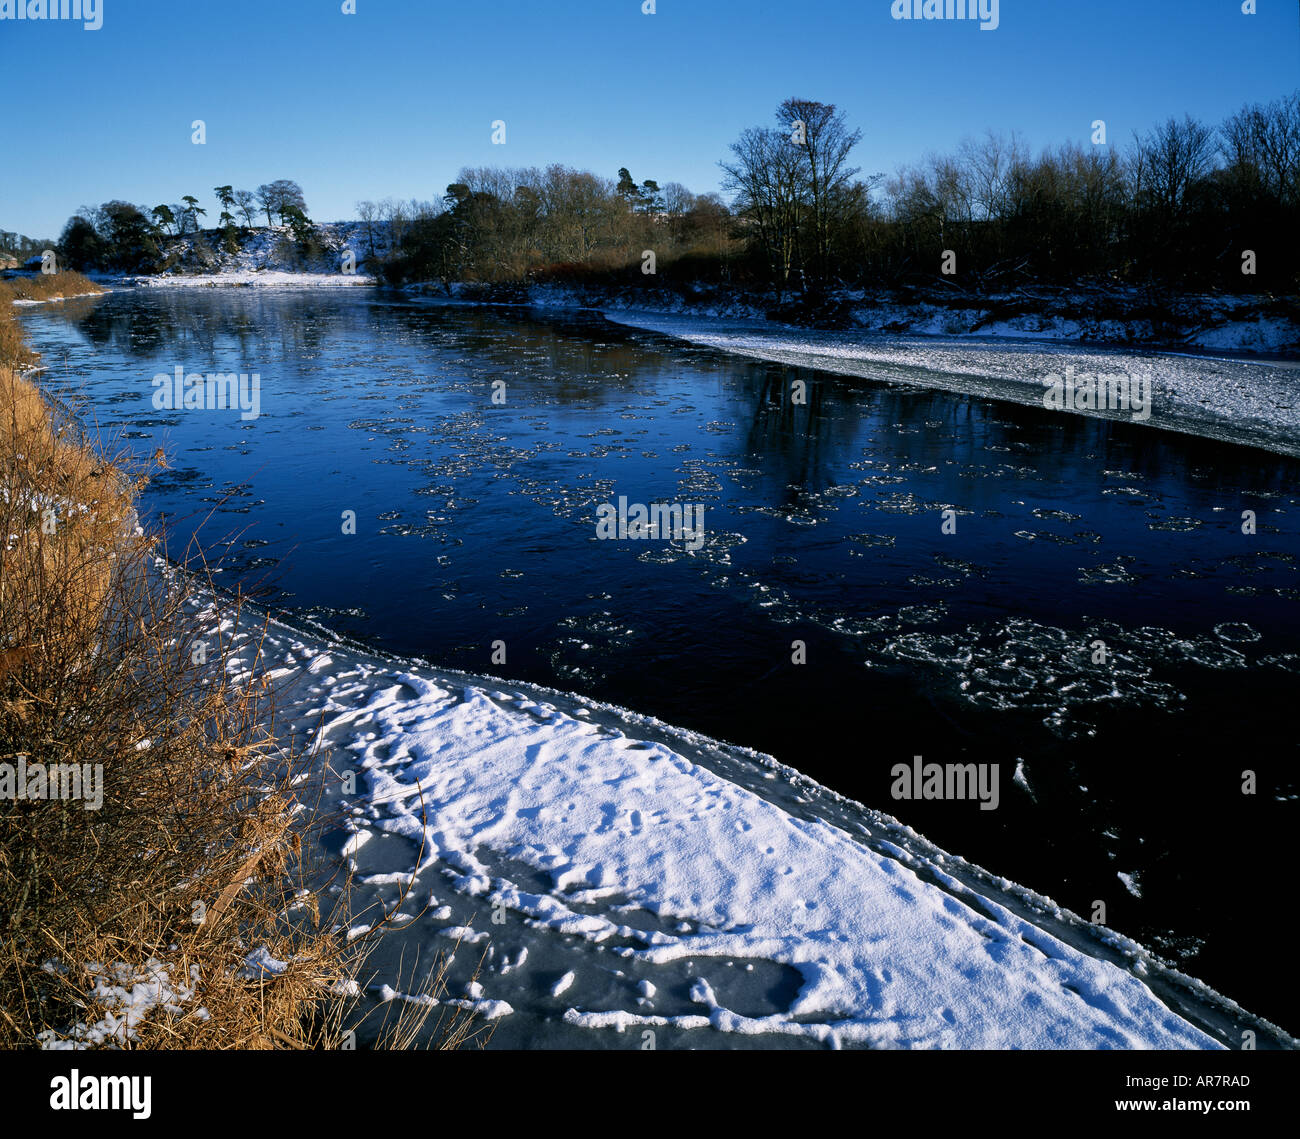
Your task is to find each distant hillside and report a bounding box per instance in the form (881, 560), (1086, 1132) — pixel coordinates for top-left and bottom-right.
(145, 222), (391, 281)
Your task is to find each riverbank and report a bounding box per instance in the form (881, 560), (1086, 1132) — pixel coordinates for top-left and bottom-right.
(1, 271), (106, 366)
(599, 309), (1300, 459)
(12, 284), (1297, 1048)
(89, 246), (1300, 355)
(208, 589), (1297, 1050)
(0, 283), (366, 1050)
(414, 278), (1300, 357)
(123, 270), (375, 288)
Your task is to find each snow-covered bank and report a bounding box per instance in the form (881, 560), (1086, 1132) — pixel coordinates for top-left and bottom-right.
(601, 310), (1300, 459)
(123, 271), (374, 288)
(9, 289), (108, 306)
(206, 599), (1293, 1050)
(411, 279), (1300, 356)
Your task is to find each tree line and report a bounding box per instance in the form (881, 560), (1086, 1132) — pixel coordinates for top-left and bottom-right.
(724, 92), (1299, 296)
(34, 90), (1300, 295)
(364, 164), (732, 287)
(54, 180), (312, 273)
(0, 232), (51, 261)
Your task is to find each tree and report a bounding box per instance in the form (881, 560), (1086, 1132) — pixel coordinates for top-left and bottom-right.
(616, 168), (639, 205)
(776, 98), (862, 285)
(1131, 115), (1215, 215)
(1221, 93), (1300, 206)
(232, 189), (258, 229)
(958, 131), (1026, 223)
(256, 180), (307, 226)
(211, 187), (239, 253)
(638, 179), (664, 215)
(74, 201), (160, 271)
(721, 125), (809, 291)
(255, 185), (276, 227)
(721, 99), (867, 291)
(57, 215), (105, 271)
(180, 195), (207, 234)
(151, 204), (177, 236)
(280, 204), (313, 241)
(356, 200), (380, 260)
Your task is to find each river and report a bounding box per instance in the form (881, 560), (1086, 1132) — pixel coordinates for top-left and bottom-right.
(21, 287), (1300, 1035)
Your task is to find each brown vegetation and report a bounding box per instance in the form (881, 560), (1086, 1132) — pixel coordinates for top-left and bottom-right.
(0, 284), (489, 1050)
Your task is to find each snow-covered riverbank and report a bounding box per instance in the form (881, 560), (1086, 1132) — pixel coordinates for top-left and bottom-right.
(9, 289), (107, 306)
(443, 278), (1300, 356)
(601, 310), (1300, 459)
(108, 222), (380, 287)
(84, 224), (1300, 355)
(122, 271), (374, 288)
(204, 594), (1293, 1050)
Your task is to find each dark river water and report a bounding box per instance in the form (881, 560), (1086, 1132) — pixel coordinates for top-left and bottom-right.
(22, 288), (1300, 1034)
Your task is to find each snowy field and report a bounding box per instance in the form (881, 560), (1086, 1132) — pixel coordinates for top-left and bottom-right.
(190, 595), (1294, 1051)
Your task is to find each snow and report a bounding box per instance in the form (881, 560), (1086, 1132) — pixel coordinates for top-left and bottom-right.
(446, 997), (515, 1020)
(601, 311), (1300, 458)
(127, 270), (374, 289)
(551, 972), (576, 997)
(10, 289), (106, 306)
(190, 591), (1292, 1051)
(239, 946), (290, 979)
(1118, 872), (1144, 900)
(423, 280), (1299, 356)
(120, 222), (382, 286)
(37, 960), (208, 1049)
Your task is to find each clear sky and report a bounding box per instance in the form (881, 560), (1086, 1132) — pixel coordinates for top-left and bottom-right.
(2, 0), (1297, 238)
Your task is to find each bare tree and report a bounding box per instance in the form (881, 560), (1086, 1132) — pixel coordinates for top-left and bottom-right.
(958, 130), (1027, 221)
(1130, 115), (1214, 214)
(721, 125), (808, 291)
(1221, 93), (1300, 205)
(776, 98), (862, 284)
(232, 189), (258, 229)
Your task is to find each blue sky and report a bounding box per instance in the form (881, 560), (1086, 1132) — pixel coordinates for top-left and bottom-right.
(2, 0), (1297, 237)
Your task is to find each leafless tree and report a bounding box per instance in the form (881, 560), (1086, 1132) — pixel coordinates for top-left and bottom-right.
(1221, 93), (1300, 204)
(1129, 115), (1214, 214)
(776, 98), (862, 283)
(232, 189), (258, 230)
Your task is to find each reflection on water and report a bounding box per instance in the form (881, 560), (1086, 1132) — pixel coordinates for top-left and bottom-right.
(21, 288), (1300, 1033)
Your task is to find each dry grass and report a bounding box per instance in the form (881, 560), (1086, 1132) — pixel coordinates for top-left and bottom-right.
(0, 366), (346, 1047)
(0, 271), (104, 370)
(0, 285), (492, 1051)
(0, 270), (104, 304)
